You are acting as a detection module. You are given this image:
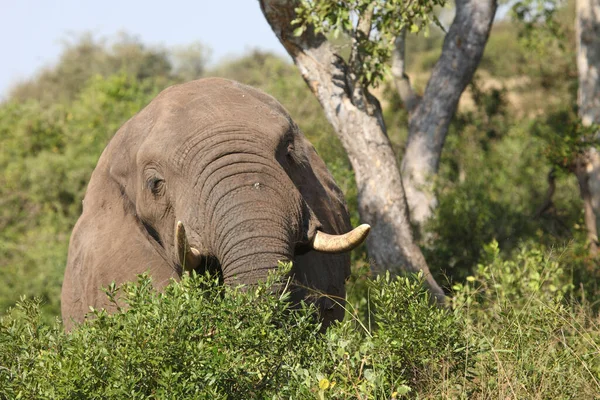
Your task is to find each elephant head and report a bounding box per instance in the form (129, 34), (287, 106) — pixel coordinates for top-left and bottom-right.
(61, 78), (369, 331)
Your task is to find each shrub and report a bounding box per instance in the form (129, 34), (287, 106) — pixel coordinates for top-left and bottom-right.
(0, 266), (463, 399)
(3, 247), (600, 398)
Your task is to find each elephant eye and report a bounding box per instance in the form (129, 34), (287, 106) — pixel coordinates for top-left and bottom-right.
(147, 177), (165, 195)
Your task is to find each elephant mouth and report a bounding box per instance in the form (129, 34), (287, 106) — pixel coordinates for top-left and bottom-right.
(175, 221), (223, 278)
(174, 220), (370, 273)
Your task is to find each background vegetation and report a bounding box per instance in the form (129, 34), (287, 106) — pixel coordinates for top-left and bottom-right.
(1, 1), (600, 397)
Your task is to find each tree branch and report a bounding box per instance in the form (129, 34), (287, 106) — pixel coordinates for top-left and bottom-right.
(348, 3), (381, 116)
(391, 29), (420, 113)
(534, 168), (556, 218)
(356, 3), (373, 38)
(576, 0), (600, 126)
(401, 0), (498, 228)
(576, 155), (599, 256)
(411, 0), (498, 154)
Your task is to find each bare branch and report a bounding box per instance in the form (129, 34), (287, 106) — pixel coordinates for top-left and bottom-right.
(391, 28), (420, 113)
(356, 3), (373, 38)
(576, 0), (600, 126)
(349, 4), (374, 74)
(348, 3), (379, 114)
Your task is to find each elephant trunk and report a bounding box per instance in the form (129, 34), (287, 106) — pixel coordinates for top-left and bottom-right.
(203, 166), (302, 285)
(217, 216), (293, 285)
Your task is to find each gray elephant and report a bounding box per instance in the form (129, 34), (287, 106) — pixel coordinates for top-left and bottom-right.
(61, 78), (369, 331)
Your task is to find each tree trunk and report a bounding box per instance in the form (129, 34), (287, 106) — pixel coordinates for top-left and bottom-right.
(576, 0), (600, 256)
(576, 156), (599, 255)
(259, 0), (445, 301)
(395, 0), (497, 229)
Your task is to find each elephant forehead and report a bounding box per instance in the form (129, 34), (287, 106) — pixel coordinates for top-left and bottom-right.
(144, 78), (296, 139)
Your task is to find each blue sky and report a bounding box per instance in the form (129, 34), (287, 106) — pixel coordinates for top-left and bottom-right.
(0, 0), (288, 98)
(1, 1), (513, 100)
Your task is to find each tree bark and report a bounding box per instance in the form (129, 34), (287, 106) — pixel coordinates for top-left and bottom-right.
(259, 0), (446, 301)
(391, 29), (420, 113)
(576, 156), (599, 255)
(398, 0), (497, 229)
(576, 0), (600, 256)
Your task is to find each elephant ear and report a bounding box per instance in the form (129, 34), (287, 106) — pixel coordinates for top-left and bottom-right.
(61, 113), (176, 330)
(298, 139), (352, 238)
(286, 134), (353, 327)
(105, 111), (149, 202)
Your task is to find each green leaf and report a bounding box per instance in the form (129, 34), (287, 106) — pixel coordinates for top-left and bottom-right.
(293, 26), (306, 37)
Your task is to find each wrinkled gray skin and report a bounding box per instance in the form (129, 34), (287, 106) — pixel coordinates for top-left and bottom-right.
(61, 78), (353, 331)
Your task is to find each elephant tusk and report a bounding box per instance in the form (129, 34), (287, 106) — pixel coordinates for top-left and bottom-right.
(175, 221), (201, 272)
(311, 224), (371, 254)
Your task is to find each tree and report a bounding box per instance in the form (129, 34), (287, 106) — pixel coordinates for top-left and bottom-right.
(8, 34), (173, 105)
(170, 41), (211, 82)
(6, 34), (214, 106)
(575, 0), (600, 256)
(392, 2), (498, 228)
(518, 0), (600, 257)
(260, 0), (497, 300)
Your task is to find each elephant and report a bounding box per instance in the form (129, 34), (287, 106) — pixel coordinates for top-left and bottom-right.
(61, 77), (369, 331)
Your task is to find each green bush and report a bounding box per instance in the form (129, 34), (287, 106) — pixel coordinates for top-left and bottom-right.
(0, 266), (463, 399)
(4, 247), (599, 398)
(6, 33), (212, 106)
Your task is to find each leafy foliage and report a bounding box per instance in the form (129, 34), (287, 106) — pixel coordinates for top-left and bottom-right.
(3, 250), (599, 398)
(292, 0), (446, 85)
(403, 3), (585, 284)
(511, 0), (567, 52)
(8, 34), (174, 105)
(0, 268), (462, 399)
(531, 100), (600, 177)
